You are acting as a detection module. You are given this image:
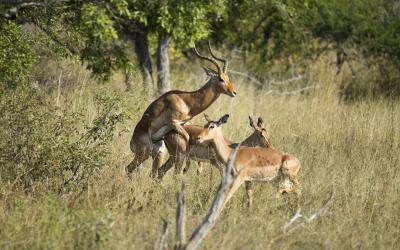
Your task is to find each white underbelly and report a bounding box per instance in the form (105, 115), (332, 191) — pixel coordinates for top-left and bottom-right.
(244, 164), (280, 182)
(246, 176), (278, 183)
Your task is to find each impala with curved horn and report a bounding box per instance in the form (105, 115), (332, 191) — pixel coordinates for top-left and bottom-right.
(196, 114), (301, 207)
(158, 115), (273, 178)
(127, 42), (236, 177)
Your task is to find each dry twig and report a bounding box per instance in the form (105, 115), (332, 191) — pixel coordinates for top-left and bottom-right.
(175, 184), (186, 250)
(156, 220), (170, 250)
(283, 186), (335, 234)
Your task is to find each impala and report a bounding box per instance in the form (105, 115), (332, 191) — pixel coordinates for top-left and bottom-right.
(127, 42), (236, 177)
(196, 114), (301, 207)
(158, 115), (273, 178)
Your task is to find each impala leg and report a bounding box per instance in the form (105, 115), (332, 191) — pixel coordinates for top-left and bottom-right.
(289, 164), (301, 196)
(158, 157), (174, 179)
(173, 155), (186, 176)
(170, 121), (190, 142)
(245, 181), (253, 207)
(282, 158), (301, 196)
(223, 177), (245, 208)
(290, 175), (301, 196)
(183, 158), (191, 174)
(151, 140), (168, 178)
(126, 150), (150, 176)
(277, 176), (293, 198)
(164, 130), (189, 177)
(126, 136), (151, 176)
(210, 159), (223, 177)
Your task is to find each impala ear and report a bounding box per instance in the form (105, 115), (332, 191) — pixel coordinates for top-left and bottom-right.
(218, 114), (229, 125)
(257, 117), (264, 127)
(203, 67), (219, 77)
(204, 113), (212, 122)
(249, 116), (255, 128)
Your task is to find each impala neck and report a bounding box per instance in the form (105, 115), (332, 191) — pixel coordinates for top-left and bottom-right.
(186, 80), (220, 116)
(241, 132), (273, 148)
(210, 131), (234, 165)
(241, 133), (258, 147)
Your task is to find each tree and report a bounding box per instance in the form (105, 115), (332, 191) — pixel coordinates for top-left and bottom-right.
(0, 0), (133, 84)
(211, 0), (309, 74)
(1, 0), (222, 95)
(154, 0), (222, 94)
(125, 0), (223, 94)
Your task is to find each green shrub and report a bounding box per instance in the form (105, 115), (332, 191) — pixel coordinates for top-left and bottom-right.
(0, 86), (124, 193)
(0, 21), (36, 88)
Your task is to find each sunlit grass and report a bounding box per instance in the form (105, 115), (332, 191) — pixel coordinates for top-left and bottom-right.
(1, 58), (399, 249)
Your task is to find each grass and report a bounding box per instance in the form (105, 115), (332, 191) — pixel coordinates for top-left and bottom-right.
(0, 57), (399, 250)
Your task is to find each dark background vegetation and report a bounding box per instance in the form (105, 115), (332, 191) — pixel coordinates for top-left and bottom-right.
(2, 0), (400, 97)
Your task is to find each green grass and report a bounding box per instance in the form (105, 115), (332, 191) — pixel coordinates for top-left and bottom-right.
(1, 58), (399, 249)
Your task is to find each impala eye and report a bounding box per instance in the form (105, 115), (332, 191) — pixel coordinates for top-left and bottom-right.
(209, 124), (216, 129)
(219, 78), (224, 82)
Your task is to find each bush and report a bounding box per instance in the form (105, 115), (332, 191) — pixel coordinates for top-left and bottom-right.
(0, 86), (124, 193)
(339, 59), (400, 101)
(0, 21), (36, 88)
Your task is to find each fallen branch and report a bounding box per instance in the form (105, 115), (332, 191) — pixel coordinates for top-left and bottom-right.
(263, 86), (320, 96)
(228, 69), (263, 85)
(283, 186), (335, 234)
(275, 86), (320, 96)
(269, 75), (303, 86)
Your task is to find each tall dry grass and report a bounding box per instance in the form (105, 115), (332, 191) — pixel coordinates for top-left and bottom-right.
(0, 56), (399, 250)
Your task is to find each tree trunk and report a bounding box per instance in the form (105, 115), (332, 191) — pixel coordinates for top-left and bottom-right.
(134, 31), (154, 97)
(156, 35), (171, 95)
(124, 67), (133, 92)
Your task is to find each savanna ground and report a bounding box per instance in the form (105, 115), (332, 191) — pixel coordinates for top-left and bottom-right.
(1, 56), (399, 250)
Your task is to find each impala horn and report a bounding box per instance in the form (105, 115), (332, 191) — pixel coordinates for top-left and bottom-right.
(208, 40), (228, 73)
(194, 43), (222, 74)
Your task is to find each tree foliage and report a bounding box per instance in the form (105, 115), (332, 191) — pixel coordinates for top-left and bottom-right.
(0, 21), (36, 87)
(1, 0), (400, 95)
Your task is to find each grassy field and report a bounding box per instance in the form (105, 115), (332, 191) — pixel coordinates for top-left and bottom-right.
(1, 58), (399, 250)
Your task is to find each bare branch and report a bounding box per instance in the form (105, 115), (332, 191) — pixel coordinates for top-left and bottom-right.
(2, 0), (37, 4)
(175, 184), (186, 250)
(155, 144), (242, 250)
(184, 143), (241, 250)
(0, 0), (71, 21)
(0, 1), (52, 20)
(263, 86), (320, 96)
(228, 70), (303, 88)
(157, 219), (170, 250)
(269, 75), (303, 86)
(283, 186), (335, 234)
(228, 69), (263, 86)
(0, 1), (79, 56)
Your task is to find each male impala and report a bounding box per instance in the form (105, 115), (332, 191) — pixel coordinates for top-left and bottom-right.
(196, 115), (301, 207)
(127, 42), (236, 177)
(158, 115), (273, 178)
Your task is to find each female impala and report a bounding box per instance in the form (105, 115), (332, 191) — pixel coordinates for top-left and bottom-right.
(196, 115), (301, 207)
(127, 42), (236, 177)
(158, 115), (273, 178)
